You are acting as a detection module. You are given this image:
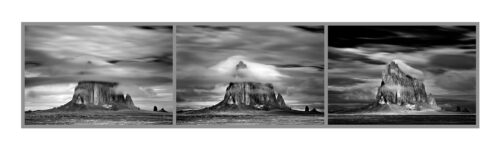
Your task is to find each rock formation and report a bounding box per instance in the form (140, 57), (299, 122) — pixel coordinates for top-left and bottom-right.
(159, 108), (167, 112)
(305, 107), (321, 114)
(373, 60), (440, 111)
(236, 61), (248, 70)
(154, 106), (158, 111)
(205, 61), (290, 111)
(310, 108), (319, 113)
(209, 82), (290, 111)
(56, 81), (139, 111)
(233, 61), (249, 79)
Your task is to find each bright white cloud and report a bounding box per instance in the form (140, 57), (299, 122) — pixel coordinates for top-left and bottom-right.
(209, 55), (289, 82)
(27, 25), (171, 60)
(25, 83), (77, 110)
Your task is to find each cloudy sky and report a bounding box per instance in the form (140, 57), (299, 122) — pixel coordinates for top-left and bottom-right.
(176, 26), (324, 111)
(24, 25), (173, 111)
(328, 26), (477, 104)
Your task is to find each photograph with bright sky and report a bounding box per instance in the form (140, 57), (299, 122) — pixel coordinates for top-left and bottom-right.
(24, 25), (174, 111)
(328, 26), (477, 109)
(176, 25), (325, 111)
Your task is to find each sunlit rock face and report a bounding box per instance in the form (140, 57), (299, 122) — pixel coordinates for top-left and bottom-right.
(57, 81), (139, 111)
(210, 82), (290, 110)
(375, 60), (440, 111)
(209, 61), (290, 111)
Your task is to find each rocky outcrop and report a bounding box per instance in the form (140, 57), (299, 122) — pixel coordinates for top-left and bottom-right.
(209, 82), (290, 111)
(159, 108), (167, 112)
(373, 60), (440, 111)
(455, 106), (470, 113)
(56, 81), (139, 111)
(305, 107), (321, 114)
(236, 61), (247, 70)
(199, 61), (291, 111)
(233, 61), (249, 79)
(310, 108), (319, 113)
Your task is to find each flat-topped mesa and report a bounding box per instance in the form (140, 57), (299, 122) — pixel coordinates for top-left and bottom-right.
(57, 80), (139, 111)
(209, 82), (290, 111)
(375, 60), (440, 110)
(206, 60), (290, 111)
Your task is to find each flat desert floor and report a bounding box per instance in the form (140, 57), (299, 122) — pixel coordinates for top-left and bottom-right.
(177, 110), (324, 125)
(328, 98), (476, 125)
(329, 114), (476, 125)
(25, 110), (172, 126)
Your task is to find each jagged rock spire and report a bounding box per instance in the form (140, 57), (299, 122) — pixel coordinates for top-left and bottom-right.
(235, 61), (248, 70)
(375, 60), (440, 110)
(234, 61), (249, 79)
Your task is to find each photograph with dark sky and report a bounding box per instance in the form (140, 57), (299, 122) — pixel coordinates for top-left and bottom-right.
(176, 25), (325, 125)
(24, 25), (173, 125)
(328, 25), (477, 125)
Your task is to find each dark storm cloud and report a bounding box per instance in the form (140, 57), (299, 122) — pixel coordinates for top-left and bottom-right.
(429, 54), (476, 70)
(273, 64), (324, 71)
(328, 25), (477, 103)
(177, 25), (324, 110)
(360, 44), (425, 53)
(328, 59), (384, 79)
(176, 96), (187, 102)
(25, 49), (62, 68)
(25, 61), (42, 68)
(24, 25), (174, 111)
(176, 26), (324, 69)
(107, 53), (173, 65)
(424, 67), (448, 75)
(176, 51), (212, 66)
(25, 76), (172, 88)
(135, 26), (173, 31)
(434, 71), (476, 92)
(177, 90), (223, 102)
(328, 77), (366, 86)
(328, 49), (386, 65)
(294, 26), (324, 33)
(281, 76), (324, 97)
(194, 25), (241, 31)
(328, 26), (476, 49)
(176, 75), (221, 90)
(464, 51), (476, 54)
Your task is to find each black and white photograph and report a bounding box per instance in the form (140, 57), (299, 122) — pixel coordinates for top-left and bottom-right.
(328, 25), (477, 125)
(23, 25), (174, 125)
(5, 1), (500, 149)
(176, 25), (325, 125)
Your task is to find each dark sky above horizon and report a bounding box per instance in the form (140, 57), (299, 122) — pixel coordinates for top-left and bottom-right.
(24, 25), (174, 111)
(176, 26), (325, 111)
(328, 26), (477, 103)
